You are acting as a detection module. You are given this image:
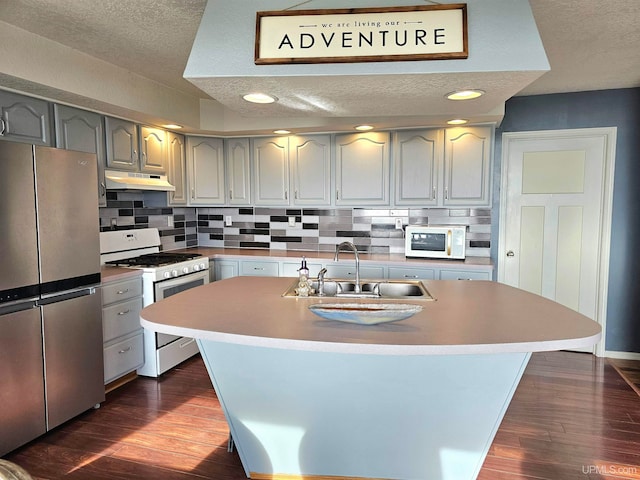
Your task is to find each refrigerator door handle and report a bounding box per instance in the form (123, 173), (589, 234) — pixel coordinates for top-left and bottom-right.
(38, 287), (97, 306)
(0, 300), (38, 316)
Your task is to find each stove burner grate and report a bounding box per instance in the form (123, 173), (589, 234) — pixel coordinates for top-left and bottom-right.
(106, 252), (202, 268)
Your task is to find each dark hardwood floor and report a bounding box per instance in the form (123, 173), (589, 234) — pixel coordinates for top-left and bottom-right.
(4, 351), (640, 480)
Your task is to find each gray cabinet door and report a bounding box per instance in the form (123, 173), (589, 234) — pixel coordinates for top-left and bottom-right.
(105, 116), (139, 171)
(140, 125), (167, 174)
(253, 136), (289, 205)
(335, 132), (390, 205)
(0, 90), (51, 146)
(394, 129), (442, 206)
(290, 134), (331, 205)
(225, 137), (252, 205)
(187, 136), (225, 205)
(167, 131), (187, 205)
(443, 126), (492, 206)
(54, 104), (107, 206)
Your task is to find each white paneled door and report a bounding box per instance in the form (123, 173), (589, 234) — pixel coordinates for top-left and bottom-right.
(499, 128), (616, 355)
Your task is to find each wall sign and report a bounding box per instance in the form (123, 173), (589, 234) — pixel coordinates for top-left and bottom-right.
(255, 4), (467, 65)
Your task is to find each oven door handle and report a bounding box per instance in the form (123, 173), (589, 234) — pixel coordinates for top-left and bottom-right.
(447, 230), (452, 256)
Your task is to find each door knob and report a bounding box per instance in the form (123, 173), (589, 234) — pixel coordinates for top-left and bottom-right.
(506, 250), (515, 257)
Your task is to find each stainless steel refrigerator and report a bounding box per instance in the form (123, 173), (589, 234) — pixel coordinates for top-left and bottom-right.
(0, 141), (104, 456)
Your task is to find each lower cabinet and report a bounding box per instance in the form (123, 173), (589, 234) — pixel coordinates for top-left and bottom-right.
(213, 257), (493, 282)
(102, 276), (144, 386)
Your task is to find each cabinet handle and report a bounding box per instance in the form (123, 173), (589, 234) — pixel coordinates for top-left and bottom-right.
(284, 191), (288, 200)
(191, 188), (195, 199)
(100, 182), (107, 197)
(118, 346), (132, 354)
(117, 309), (131, 316)
(445, 187), (449, 200)
(0, 118), (5, 135)
(404, 274), (419, 278)
(179, 338), (195, 348)
(432, 187), (436, 200)
(116, 289), (129, 295)
(132, 149), (137, 159)
(295, 190), (298, 199)
(254, 267), (265, 271)
(336, 190), (339, 200)
(229, 190), (233, 200)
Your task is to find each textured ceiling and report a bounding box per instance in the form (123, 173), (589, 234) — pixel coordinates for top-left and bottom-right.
(0, 0), (638, 132)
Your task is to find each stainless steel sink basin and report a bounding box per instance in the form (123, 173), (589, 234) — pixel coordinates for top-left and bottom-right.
(282, 279), (434, 300)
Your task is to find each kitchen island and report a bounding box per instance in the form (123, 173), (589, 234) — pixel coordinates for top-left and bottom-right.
(140, 276), (601, 480)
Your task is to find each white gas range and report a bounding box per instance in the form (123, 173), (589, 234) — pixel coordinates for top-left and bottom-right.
(100, 228), (209, 377)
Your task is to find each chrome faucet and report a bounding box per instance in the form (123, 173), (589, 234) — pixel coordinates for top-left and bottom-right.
(334, 241), (361, 293)
(316, 268), (328, 296)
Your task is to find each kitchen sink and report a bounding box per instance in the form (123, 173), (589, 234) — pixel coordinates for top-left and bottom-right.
(282, 279), (434, 300)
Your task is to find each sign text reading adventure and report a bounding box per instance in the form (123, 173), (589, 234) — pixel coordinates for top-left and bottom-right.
(256, 5), (468, 65)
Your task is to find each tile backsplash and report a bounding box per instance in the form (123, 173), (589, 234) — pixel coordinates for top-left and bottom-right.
(100, 191), (491, 257)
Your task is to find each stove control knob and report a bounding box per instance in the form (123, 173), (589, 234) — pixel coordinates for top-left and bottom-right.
(182, 267), (190, 274)
(200, 263), (206, 270)
(193, 264), (200, 271)
(171, 269), (178, 277)
(163, 271), (171, 279)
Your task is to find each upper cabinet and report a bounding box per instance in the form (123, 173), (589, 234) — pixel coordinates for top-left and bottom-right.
(394, 129), (442, 206)
(0, 90), (51, 146)
(105, 117), (139, 171)
(290, 134), (331, 206)
(167, 131), (187, 206)
(139, 126), (167, 174)
(335, 132), (390, 206)
(186, 136), (225, 205)
(253, 136), (289, 206)
(443, 126), (492, 206)
(224, 138), (251, 206)
(394, 126), (493, 207)
(53, 104), (107, 207)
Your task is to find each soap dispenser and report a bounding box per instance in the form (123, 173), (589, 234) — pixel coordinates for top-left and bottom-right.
(297, 257), (311, 297)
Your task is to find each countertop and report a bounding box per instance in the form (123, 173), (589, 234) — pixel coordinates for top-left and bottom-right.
(100, 266), (143, 283)
(140, 276), (601, 355)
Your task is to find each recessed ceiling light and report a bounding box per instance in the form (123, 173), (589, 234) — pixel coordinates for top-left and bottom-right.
(274, 129), (291, 135)
(446, 89), (485, 101)
(355, 125), (374, 131)
(243, 93), (277, 104)
(447, 119), (469, 125)
(162, 124), (183, 129)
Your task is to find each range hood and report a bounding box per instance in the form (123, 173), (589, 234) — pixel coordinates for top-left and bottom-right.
(104, 170), (175, 192)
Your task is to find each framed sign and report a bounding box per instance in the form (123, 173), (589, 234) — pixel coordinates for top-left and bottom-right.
(255, 4), (467, 65)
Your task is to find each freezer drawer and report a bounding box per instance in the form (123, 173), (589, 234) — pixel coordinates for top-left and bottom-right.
(0, 306), (46, 456)
(43, 289), (105, 430)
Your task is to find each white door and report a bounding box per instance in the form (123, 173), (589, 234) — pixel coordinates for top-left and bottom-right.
(498, 128), (616, 356)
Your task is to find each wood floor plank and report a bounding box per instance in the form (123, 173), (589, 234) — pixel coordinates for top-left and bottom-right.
(3, 352), (640, 480)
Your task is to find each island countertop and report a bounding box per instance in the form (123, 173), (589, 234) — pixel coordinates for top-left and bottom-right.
(140, 276), (601, 355)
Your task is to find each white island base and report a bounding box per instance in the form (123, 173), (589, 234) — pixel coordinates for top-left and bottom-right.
(198, 340), (531, 480)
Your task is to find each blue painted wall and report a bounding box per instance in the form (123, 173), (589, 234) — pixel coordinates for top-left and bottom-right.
(492, 88), (640, 353)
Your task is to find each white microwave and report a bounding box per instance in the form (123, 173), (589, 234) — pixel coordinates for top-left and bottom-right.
(405, 225), (467, 260)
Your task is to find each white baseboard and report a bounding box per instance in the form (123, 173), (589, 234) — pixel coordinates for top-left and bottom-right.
(604, 350), (640, 361)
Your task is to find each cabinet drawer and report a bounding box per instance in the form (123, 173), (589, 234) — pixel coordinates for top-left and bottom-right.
(325, 264), (385, 279)
(102, 297), (143, 342)
(102, 277), (142, 304)
(104, 333), (144, 384)
(439, 269), (491, 281)
(388, 266), (436, 280)
(240, 261), (279, 277)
